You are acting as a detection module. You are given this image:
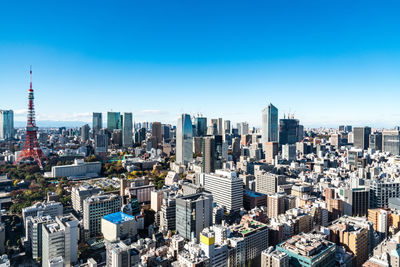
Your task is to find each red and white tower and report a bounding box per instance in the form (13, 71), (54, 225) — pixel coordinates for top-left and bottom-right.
(15, 67), (46, 168)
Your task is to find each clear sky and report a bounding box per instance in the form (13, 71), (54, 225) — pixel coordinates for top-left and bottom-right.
(1, 0), (400, 128)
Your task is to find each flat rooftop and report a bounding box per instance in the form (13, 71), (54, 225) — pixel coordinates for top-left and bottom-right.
(103, 212), (135, 224)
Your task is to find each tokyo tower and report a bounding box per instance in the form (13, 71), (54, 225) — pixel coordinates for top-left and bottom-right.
(15, 67), (46, 168)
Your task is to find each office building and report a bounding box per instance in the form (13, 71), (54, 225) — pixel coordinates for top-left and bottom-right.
(101, 212), (137, 242)
(22, 202), (63, 228)
(176, 192), (213, 240)
(282, 144), (296, 161)
(200, 170), (243, 212)
(71, 184), (101, 213)
(329, 218), (369, 267)
(340, 186), (369, 217)
(276, 233), (336, 267)
(107, 112), (121, 131)
(369, 133), (383, 151)
(217, 118), (223, 135)
(42, 214), (79, 267)
(194, 117), (207, 137)
(176, 114), (193, 165)
(83, 194), (122, 237)
(0, 110), (14, 140)
(134, 127), (146, 144)
(25, 215), (54, 261)
(261, 247), (290, 267)
(94, 133), (108, 155)
(224, 120), (231, 134)
(202, 137), (215, 173)
(160, 192), (177, 232)
(265, 141), (279, 163)
(92, 112), (102, 133)
(51, 159), (101, 178)
(243, 190), (267, 210)
(122, 112), (133, 147)
(80, 124), (90, 142)
(267, 193), (286, 218)
(151, 121), (162, 146)
(105, 241), (140, 267)
(382, 129), (400, 155)
(353, 127), (371, 150)
(255, 171), (286, 195)
(279, 118), (302, 145)
(370, 179), (400, 208)
(262, 103), (278, 152)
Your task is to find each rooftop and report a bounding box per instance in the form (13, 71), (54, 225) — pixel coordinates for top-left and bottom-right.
(103, 212), (135, 224)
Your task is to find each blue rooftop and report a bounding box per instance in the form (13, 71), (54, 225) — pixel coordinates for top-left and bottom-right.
(244, 190), (266, 198)
(103, 212), (135, 224)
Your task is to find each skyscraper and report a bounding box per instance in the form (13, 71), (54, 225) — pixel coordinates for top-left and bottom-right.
(80, 124), (90, 142)
(122, 112), (133, 147)
(92, 112), (102, 133)
(152, 122), (162, 146)
(107, 112), (121, 131)
(194, 117), (207, 137)
(353, 126), (371, 150)
(175, 192), (213, 240)
(224, 120), (231, 134)
(382, 129), (400, 155)
(261, 103), (278, 152)
(176, 114), (193, 165)
(202, 137), (215, 173)
(217, 118), (223, 135)
(278, 118), (301, 145)
(0, 110), (14, 140)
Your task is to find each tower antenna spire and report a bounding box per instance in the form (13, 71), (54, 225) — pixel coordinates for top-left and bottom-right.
(30, 65), (32, 90)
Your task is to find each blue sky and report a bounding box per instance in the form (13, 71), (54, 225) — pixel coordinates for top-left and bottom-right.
(1, 0), (400, 127)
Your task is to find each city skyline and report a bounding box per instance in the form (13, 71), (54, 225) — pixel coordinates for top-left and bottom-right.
(1, 1), (400, 127)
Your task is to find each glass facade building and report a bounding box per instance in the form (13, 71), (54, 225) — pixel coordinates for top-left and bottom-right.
(176, 114), (193, 165)
(262, 103), (278, 151)
(0, 110), (14, 140)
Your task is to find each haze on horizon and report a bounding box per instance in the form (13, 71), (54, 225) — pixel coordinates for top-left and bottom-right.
(1, 0), (400, 128)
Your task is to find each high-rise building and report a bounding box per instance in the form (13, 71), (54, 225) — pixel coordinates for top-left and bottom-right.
(176, 114), (193, 165)
(265, 142), (279, 163)
(25, 215), (54, 261)
(151, 122), (162, 146)
(80, 124), (90, 142)
(267, 193), (286, 218)
(261, 247), (290, 267)
(255, 170), (286, 195)
(0, 110), (14, 140)
(42, 214), (79, 267)
(105, 241), (140, 267)
(92, 112), (102, 134)
(279, 118), (301, 145)
(329, 217), (369, 267)
(370, 179), (400, 208)
(202, 137), (215, 173)
(122, 112), (133, 147)
(200, 170), (243, 212)
(262, 103), (278, 152)
(217, 118), (223, 135)
(175, 192), (213, 240)
(83, 194), (122, 237)
(22, 202), (63, 228)
(276, 233), (336, 267)
(134, 128), (146, 144)
(240, 122), (249, 135)
(340, 186), (369, 217)
(369, 132), (383, 151)
(353, 127), (371, 150)
(94, 133), (108, 155)
(382, 129), (400, 155)
(194, 117), (207, 137)
(107, 112), (121, 131)
(281, 144), (296, 161)
(223, 120), (231, 134)
(160, 192), (177, 232)
(71, 184), (101, 213)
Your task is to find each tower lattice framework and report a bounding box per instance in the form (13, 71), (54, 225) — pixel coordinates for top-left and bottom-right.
(15, 67), (46, 168)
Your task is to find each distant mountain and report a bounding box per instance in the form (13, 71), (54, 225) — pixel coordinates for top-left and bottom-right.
(14, 120), (90, 128)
